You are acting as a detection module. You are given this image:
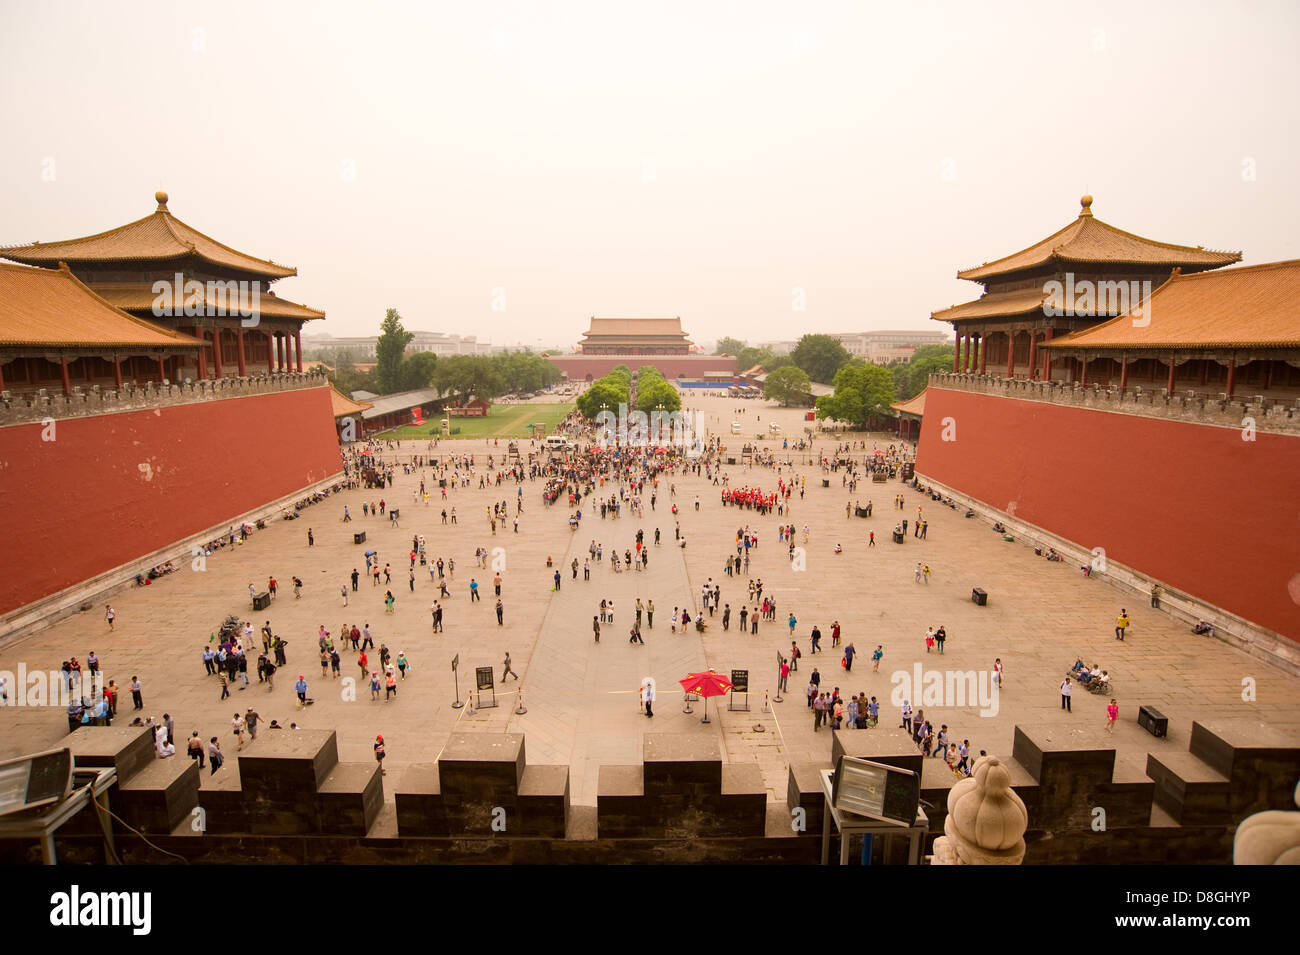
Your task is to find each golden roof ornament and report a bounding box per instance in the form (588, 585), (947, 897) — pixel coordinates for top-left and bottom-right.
(1079, 194), (1094, 217)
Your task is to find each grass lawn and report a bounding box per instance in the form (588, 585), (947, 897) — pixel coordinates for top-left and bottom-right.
(373, 402), (575, 440)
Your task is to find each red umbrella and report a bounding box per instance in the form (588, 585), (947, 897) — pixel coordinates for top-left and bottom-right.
(679, 670), (732, 724)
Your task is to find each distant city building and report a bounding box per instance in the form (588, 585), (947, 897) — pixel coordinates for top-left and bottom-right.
(303, 330), (493, 359)
(835, 329), (951, 364)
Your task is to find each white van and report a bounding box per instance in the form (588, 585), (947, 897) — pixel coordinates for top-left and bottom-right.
(545, 434), (570, 450)
(731, 421), (742, 434)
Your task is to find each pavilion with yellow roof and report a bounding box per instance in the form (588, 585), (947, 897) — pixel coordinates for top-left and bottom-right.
(1, 192), (324, 384)
(932, 195), (1240, 382)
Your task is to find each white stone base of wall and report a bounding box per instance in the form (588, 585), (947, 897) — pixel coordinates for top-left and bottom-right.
(0, 471), (344, 651)
(915, 472), (1300, 679)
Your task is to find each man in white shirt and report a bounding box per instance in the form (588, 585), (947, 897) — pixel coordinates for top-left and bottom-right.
(1060, 678), (1072, 712)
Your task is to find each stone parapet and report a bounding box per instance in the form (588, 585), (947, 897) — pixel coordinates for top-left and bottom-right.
(927, 373), (1300, 436)
(0, 371), (330, 428)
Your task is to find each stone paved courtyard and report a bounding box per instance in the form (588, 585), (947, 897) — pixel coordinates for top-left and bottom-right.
(3, 393), (1297, 837)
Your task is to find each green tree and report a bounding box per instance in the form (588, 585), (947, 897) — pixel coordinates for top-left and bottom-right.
(635, 366), (682, 413)
(374, 308), (414, 395)
(715, 336), (748, 356)
(906, 353), (953, 398)
(398, 351), (439, 391)
(815, 362), (895, 428)
(763, 365), (812, 406)
(791, 334), (851, 384)
(891, 364), (914, 401)
(909, 343), (955, 365)
(576, 379), (627, 418)
(431, 355), (501, 403)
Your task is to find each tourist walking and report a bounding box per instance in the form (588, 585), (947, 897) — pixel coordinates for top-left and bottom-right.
(1060, 677), (1072, 711)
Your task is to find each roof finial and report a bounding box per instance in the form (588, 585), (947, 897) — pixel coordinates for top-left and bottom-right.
(155, 191), (169, 211)
(1079, 194), (1093, 217)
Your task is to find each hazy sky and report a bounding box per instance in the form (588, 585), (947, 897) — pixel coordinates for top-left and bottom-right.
(2, 0), (1297, 348)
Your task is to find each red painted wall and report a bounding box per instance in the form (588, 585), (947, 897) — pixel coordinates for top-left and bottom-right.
(0, 387), (342, 615)
(915, 387), (1300, 643)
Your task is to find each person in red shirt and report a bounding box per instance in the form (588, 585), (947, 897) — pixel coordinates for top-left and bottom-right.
(1106, 699), (1119, 733)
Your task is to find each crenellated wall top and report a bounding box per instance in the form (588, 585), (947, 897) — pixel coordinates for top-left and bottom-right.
(0, 371), (331, 428)
(927, 373), (1300, 436)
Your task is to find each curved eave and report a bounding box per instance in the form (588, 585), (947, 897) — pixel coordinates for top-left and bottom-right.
(1, 208), (298, 280)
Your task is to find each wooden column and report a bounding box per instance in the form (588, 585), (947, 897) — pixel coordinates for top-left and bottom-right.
(1080, 357), (1088, 387)
(1225, 358), (1236, 398)
(213, 329), (224, 378)
(113, 356), (123, 389)
(276, 333), (285, 371)
(1166, 358), (1176, 396)
(958, 333), (967, 373)
(1005, 332), (1016, 378)
(1042, 328), (1054, 380)
(978, 334), (987, 375)
(197, 332), (208, 379)
(0, 359), (5, 392)
(1119, 356), (1128, 392)
(157, 355), (166, 382)
(60, 355), (71, 395)
(295, 329), (303, 372)
(1027, 332), (1038, 378)
(236, 328), (247, 377)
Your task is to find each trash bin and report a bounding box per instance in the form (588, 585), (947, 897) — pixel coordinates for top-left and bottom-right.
(1137, 705), (1168, 737)
(822, 479), (830, 488)
(354, 531), (367, 544)
(253, 592), (271, 611)
(971, 587), (988, 606)
(892, 531), (905, 544)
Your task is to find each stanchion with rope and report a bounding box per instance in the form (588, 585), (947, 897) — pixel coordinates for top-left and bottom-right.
(515, 687), (527, 715)
(763, 690), (770, 713)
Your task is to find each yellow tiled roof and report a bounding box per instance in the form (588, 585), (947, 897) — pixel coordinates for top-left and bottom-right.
(891, 388), (927, 416)
(329, 383), (374, 417)
(582, 317), (690, 339)
(957, 196), (1240, 282)
(0, 263), (202, 349)
(93, 283), (324, 320)
(932, 287), (1050, 323)
(1043, 259), (1300, 350)
(0, 192), (297, 279)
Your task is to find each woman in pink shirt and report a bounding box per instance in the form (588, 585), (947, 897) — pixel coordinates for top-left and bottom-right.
(1106, 699), (1119, 733)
